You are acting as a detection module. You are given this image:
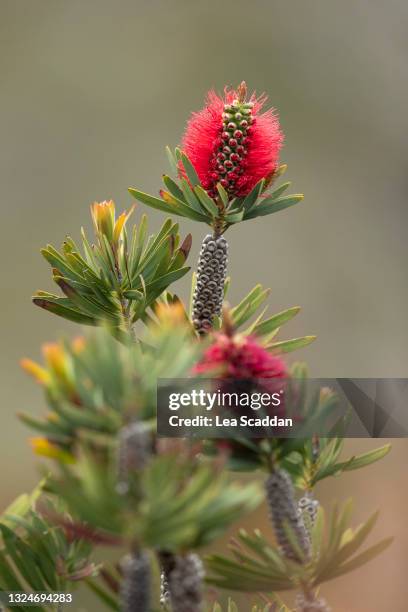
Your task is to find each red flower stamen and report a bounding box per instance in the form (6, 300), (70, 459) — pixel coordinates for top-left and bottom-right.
(195, 333), (287, 381)
(182, 83), (283, 199)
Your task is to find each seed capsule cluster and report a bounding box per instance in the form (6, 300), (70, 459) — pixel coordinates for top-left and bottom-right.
(298, 494), (320, 528)
(265, 469), (311, 562)
(167, 553), (204, 612)
(117, 421), (150, 495)
(192, 234), (228, 334)
(160, 570), (171, 609)
(295, 593), (331, 612)
(120, 551), (151, 612)
(207, 99), (255, 199)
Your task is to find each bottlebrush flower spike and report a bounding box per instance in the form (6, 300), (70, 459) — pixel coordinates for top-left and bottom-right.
(181, 81), (283, 200)
(195, 332), (287, 381)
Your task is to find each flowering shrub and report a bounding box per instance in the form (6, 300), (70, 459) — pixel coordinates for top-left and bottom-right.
(0, 83), (392, 612)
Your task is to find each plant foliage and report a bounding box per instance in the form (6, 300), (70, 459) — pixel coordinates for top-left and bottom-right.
(129, 149), (303, 232)
(33, 201), (191, 338)
(0, 483), (96, 612)
(206, 502), (393, 594)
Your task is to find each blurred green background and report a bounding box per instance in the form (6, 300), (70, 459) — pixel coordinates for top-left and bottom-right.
(1, 1), (407, 610)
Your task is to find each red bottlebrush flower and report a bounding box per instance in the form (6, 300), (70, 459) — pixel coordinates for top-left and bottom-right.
(181, 83), (283, 199)
(195, 333), (288, 448)
(195, 333), (287, 382)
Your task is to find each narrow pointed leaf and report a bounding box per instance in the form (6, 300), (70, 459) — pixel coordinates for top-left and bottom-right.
(319, 537), (393, 583)
(32, 297), (97, 325)
(180, 178), (203, 212)
(166, 146), (178, 176)
(216, 183), (229, 207)
(194, 185), (220, 217)
(244, 195), (303, 220)
(180, 152), (201, 186)
(242, 179), (265, 211)
(333, 445), (391, 473)
(253, 307), (300, 337)
(267, 181), (291, 200)
(128, 188), (186, 217)
(267, 336), (316, 353)
(162, 175), (185, 202)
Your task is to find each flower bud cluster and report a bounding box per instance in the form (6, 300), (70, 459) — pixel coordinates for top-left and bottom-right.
(207, 100), (254, 199)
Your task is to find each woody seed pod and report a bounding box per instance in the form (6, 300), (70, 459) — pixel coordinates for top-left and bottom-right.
(167, 553), (204, 612)
(295, 593), (331, 612)
(120, 551), (151, 612)
(117, 421), (150, 494)
(192, 235), (228, 334)
(265, 469), (311, 562)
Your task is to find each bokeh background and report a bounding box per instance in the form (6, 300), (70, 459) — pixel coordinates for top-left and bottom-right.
(1, 1), (407, 610)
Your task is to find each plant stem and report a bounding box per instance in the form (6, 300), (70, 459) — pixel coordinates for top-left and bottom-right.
(112, 247), (136, 341)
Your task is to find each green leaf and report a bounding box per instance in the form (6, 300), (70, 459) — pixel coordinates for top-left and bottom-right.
(139, 218), (173, 265)
(267, 335), (316, 353)
(0, 550), (25, 594)
(0, 524), (48, 591)
(311, 508), (324, 560)
(230, 286), (271, 328)
(180, 152), (200, 186)
(53, 276), (117, 320)
(228, 599), (239, 612)
(333, 444), (391, 473)
(145, 266), (190, 296)
(122, 289), (144, 301)
(225, 210), (244, 224)
(253, 306), (300, 338)
(244, 195), (304, 220)
(180, 178), (204, 212)
(129, 187), (208, 222)
(166, 145), (178, 176)
(163, 192), (211, 222)
(40, 245), (83, 283)
(242, 179), (265, 212)
(194, 185), (220, 217)
(267, 181), (291, 200)
(223, 276), (231, 298)
(320, 537), (393, 582)
(128, 188), (184, 216)
(32, 296), (98, 325)
(216, 183), (229, 207)
(332, 511), (379, 567)
(1, 482), (45, 527)
(189, 271), (197, 317)
(18, 413), (71, 441)
(129, 214), (147, 279)
(162, 175), (185, 201)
